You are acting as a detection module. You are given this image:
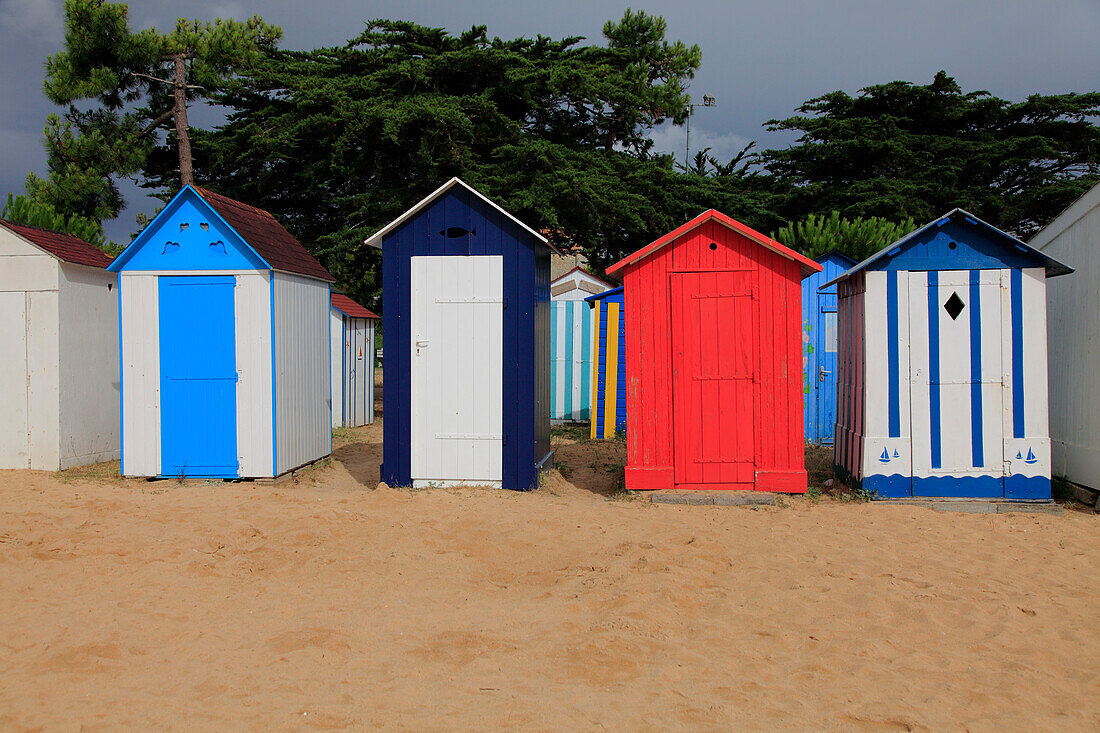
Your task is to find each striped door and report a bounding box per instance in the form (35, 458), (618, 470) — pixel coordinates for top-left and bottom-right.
(671, 271), (757, 488)
(550, 301), (593, 421)
(590, 300), (626, 439)
(909, 270), (1005, 496)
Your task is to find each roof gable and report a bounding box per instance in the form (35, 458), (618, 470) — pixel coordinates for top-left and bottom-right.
(331, 293), (378, 319)
(363, 177), (557, 252)
(607, 210), (822, 279)
(0, 220), (112, 268)
(109, 187), (334, 281)
(110, 191), (268, 272)
(824, 209), (1073, 287)
(1029, 181), (1100, 252)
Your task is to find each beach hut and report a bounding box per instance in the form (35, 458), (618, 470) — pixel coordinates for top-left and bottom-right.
(331, 293), (378, 428)
(802, 251), (856, 445)
(829, 209), (1072, 499)
(364, 178), (558, 490)
(109, 186), (335, 479)
(550, 268), (610, 422)
(586, 287), (626, 439)
(0, 221), (118, 470)
(606, 210), (822, 492)
(1030, 183), (1100, 495)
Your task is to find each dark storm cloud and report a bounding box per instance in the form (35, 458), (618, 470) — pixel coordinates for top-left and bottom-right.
(2, 0), (1097, 242)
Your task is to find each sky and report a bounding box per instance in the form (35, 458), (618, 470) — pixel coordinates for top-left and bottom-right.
(1, 0), (1098, 242)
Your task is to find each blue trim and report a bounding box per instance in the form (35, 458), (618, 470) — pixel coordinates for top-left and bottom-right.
(341, 314), (347, 426)
(1011, 268), (1024, 438)
(912, 475), (1003, 498)
(328, 294), (334, 455)
(864, 473), (911, 498)
(1004, 474), (1050, 500)
(616, 307), (627, 433)
(270, 275), (278, 476)
(968, 271), (984, 468)
(117, 278), (124, 475)
(564, 302), (574, 419)
(886, 270), (900, 438)
(926, 271), (941, 470)
(584, 286), (624, 303)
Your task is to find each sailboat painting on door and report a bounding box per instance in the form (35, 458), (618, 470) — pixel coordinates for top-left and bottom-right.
(829, 209), (1072, 499)
(365, 178), (559, 491)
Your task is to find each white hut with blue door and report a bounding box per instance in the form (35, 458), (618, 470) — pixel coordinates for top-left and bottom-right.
(109, 186), (335, 479)
(802, 251), (856, 445)
(828, 209), (1072, 499)
(331, 293), (378, 428)
(365, 177), (559, 490)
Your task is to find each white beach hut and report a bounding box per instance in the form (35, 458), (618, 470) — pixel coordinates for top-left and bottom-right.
(108, 186), (335, 479)
(829, 209), (1072, 500)
(0, 221), (119, 470)
(330, 293), (378, 428)
(1030, 183), (1100, 494)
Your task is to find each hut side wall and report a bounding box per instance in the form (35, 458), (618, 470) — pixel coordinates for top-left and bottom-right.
(381, 185), (549, 490)
(834, 272), (866, 484)
(550, 300), (594, 421)
(330, 311), (376, 428)
(273, 272), (331, 475)
(235, 272), (273, 477)
(1035, 194), (1100, 489)
(623, 219), (807, 491)
(801, 254), (851, 445)
(119, 274), (161, 476)
(58, 264), (119, 469)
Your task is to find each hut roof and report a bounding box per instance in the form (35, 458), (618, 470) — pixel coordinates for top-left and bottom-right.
(331, 292), (378, 319)
(0, 220), (113, 268)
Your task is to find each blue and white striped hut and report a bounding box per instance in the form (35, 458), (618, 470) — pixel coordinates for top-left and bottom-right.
(802, 251), (856, 445)
(828, 209), (1072, 500)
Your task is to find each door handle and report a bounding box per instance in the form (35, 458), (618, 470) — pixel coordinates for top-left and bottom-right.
(818, 365), (830, 382)
(416, 338), (429, 356)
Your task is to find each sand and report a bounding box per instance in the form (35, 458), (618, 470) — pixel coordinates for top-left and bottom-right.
(0, 422), (1098, 731)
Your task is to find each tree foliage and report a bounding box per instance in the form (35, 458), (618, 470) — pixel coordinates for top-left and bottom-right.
(170, 13), (760, 307)
(23, 0), (280, 240)
(772, 210), (916, 261)
(2, 193), (110, 251)
(762, 71), (1100, 238)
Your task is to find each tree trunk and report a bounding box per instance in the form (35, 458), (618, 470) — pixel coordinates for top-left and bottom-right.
(172, 53), (194, 187)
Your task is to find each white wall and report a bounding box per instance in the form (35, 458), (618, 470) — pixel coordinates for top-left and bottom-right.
(235, 272), (274, 477)
(119, 274), (161, 476)
(1032, 188), (1100, 488)
(330, 308), (344, 429)
(273, 272), (331, 473)
(58, 264), (119, 469)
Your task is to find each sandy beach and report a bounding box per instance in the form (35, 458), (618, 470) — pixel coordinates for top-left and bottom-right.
(0, 420), (1097, 731)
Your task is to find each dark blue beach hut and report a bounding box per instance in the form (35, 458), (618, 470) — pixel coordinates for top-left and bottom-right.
(364, 178), (558, 490)
(801, 251), (856, 444)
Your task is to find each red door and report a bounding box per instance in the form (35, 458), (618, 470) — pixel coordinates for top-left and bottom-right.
(671, 271), (757, 489)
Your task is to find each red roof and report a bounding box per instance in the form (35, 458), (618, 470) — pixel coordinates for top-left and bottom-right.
(606, 210), (822, 279)
(331, 293), (378, 319)
(1, 220), (113, 268)
(192, 187), (334, 282)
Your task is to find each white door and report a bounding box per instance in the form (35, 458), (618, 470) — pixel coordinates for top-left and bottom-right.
(909, 270), (1004, 486)
(410, 256), (503, 486)
(0, 292), (29, 468)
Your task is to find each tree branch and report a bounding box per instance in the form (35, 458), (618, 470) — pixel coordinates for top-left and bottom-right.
(140, 109), (176, 135)
(130, 71), (204, 90)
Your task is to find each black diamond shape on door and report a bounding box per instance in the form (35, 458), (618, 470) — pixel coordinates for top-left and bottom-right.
(943, 291), (965, 320)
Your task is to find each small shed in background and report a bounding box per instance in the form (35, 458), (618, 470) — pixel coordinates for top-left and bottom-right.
(550, 268), (610, 422)
(109, 186), (334, 479)
(0, 221), (118, 470)
(829, 209), (1072, 499)
(802, 251), (856, 445)
(607, 210), (821, 492)
(365, 178), (558, 490)
(331, 293), (378, 428)
(586, 286), (626, 439)
(1030, 182), (1099, 494)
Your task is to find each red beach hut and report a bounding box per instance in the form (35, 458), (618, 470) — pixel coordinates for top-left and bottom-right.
(606, 210), (822, 492)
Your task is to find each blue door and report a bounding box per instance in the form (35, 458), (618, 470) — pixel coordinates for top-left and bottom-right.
(815, 293), (838, 444)
(159, 276), (238, 477)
